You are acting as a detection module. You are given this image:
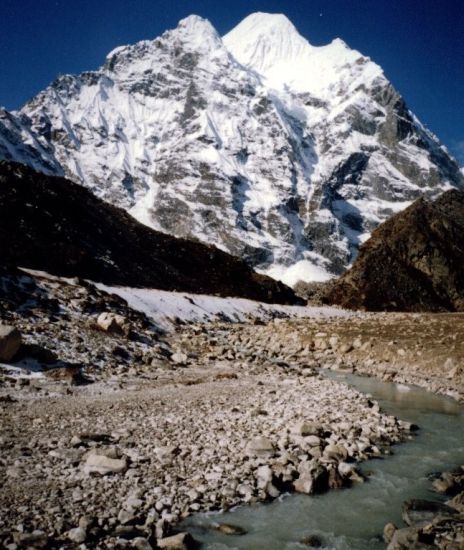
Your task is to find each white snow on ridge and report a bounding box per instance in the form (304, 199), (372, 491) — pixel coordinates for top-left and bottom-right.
(3, 12), (462, 286)
(223, 12), (383, 95)
(19, 269), (351, 332)
(264, 259), (333, 286)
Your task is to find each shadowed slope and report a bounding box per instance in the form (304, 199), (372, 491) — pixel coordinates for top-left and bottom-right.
(0, 161), (298, 304)
(325, 189), (464, 311)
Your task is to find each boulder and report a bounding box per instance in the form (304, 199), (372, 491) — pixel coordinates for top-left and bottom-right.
(215, 523), (247, 535)
(402, 499), (457, 526)
(0, 325), (21, 361)
(387, 526), (420, 549)
(293, 421), (323, 437)
(328, 467), (345, 489)
(306, 435), (322, 447)
(383, 522), (397, 543)
(328, 336), (339, 350)
(83, 453), (127, 475)
(323, 444), (348, 461)
(447, 491), (464, 512)
(432, 472), (464, 495)
(245, 436), (275, 457)
(157, 532), (196, 549)
(256, 465), (273, 486)
(96, 312), (129, 335)
(132, 538), (153, 550)
(338, 343), (353, 354)
(300, 534), (323, 547)
(67, 527), (87, 543)
(171, 352), (188, 365)
(293, 474), (314, 494)
(13, 530), (48, 548)
(20, 342), (56, 363)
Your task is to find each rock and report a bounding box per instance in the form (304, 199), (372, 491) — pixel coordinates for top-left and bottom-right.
(402, 499), (458, 526)
(113, 525), (144, 539)
(215, 523), (247, 535)
(70, 435), (82, 447)
(157, 532), (196, 549)
(383, 522), (397, 543)
(328, 336), (339, 350)
(83, 453), (128, 475)
(44, 365), (88, 385)
(386, 526), (420, 549)
(313, 338), (328, 351)
(338, 343), (353, 354)
(20, 343), (57, 363)
(300, 534), (323, 547)
(0, 325), (21, 361)
(132, 537), (153, 550)
(118, 509), (136, 525)
(13, 530), (48, 548)
(67, 527), (87, 543)
(447, 491), (464, 512)
(256, 465), (273, 486)
(293, 474), (314, 494)
(352, 337), (363, 349)
(237, 483), (253, 497)
(171, 352), (188, 365)
(337, 462), (355, 477)
(432, 472), (464, 495)
(97, 312), (129, 335)
(245, 436), (275, 457)
(293, 421), (323, 437)
(328, 467), (344, 489)
(323, 444), (348, 461)
(306, 435), (322, 447)
(448, 365), (463, 379)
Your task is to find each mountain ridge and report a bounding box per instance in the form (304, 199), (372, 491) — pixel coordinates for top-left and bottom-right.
(0, 160), (298, 304)
(0, 12), (462, 285)
(325, 188), (464, 311)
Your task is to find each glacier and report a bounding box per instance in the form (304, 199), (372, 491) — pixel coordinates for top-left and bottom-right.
(0, 12), (462, 285)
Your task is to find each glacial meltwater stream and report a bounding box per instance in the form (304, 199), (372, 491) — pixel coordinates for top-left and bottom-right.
(182, 372), (464, 549)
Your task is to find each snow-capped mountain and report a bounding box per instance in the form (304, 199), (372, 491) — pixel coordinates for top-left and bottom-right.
(1, 13), (462, 285)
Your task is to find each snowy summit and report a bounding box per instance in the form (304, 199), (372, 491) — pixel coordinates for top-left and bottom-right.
(0, 12), (462, 286)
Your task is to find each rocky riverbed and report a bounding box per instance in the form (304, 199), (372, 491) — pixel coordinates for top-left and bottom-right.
(1, 269), (464, 548)
(205, 314), (464, 402)
(0, 360), (411, 549)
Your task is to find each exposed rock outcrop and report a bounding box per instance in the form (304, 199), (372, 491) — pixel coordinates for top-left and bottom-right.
(325, 189), (464, 311)
(0, 161), (297, 304)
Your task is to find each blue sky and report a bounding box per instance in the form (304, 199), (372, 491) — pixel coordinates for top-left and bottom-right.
(1, 0), (463, 163)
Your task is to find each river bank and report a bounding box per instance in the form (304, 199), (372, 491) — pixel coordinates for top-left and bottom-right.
(2, 272), (464, 548)
(0, 338), (409, 548)
(208, 313), (464, 402)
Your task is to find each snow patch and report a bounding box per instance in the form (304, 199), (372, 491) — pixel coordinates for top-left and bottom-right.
(264, 260), (333, 286)
(92, 284), (351, 331)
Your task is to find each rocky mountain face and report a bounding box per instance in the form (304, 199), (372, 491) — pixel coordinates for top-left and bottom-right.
(0, 161), (297, 304)
(325, 189), (464, 311)
(1, 13), (462, 285)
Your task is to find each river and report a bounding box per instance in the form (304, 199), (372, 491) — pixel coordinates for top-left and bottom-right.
(182, 372), (464, 549)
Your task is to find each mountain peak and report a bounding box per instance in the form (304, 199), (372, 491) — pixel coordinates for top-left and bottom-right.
(2, 12), (462, 286)
(223, 12), (311, 74)
(173, 14), (222, 51)
(177, 14), (216, 33)
(224, 13), (382, 94)
(230, 12), (299, 33)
